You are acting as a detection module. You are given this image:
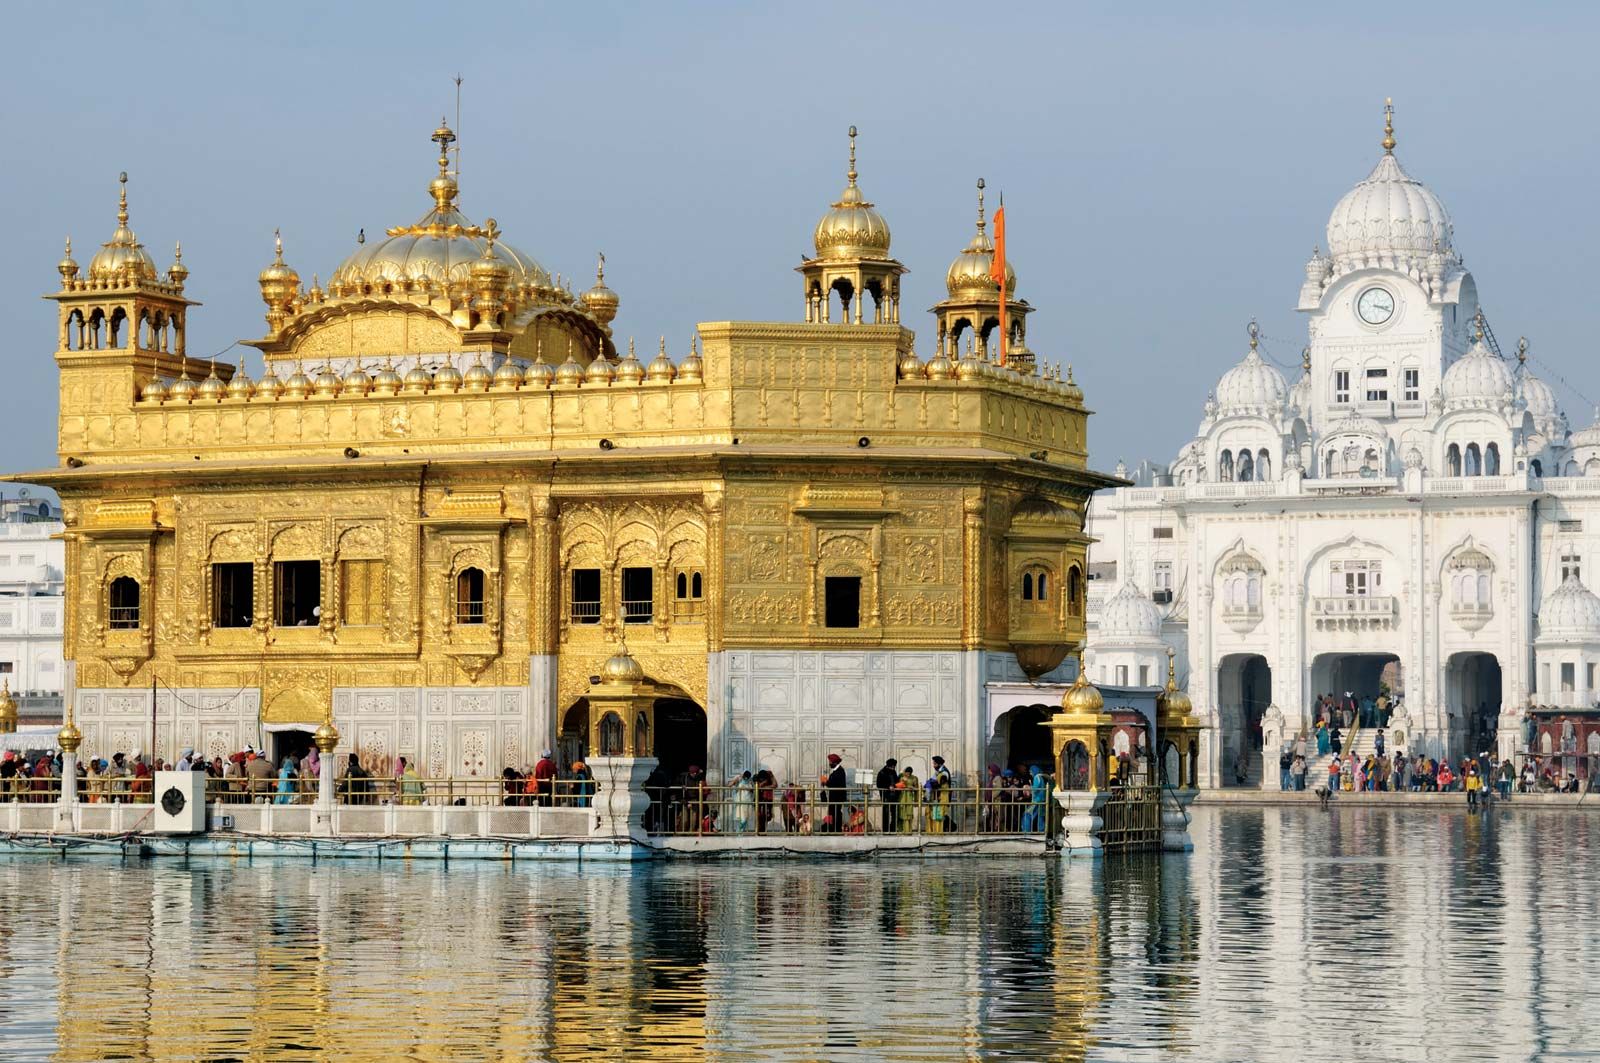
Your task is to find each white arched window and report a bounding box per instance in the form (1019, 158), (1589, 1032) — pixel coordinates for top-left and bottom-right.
(1465, 443), (1482, 476)
(1219, 450), (1234, 482)
(1238, 450), (1254, 482)
(1485, 442), (1501, 476)
(1326, 449), (1338, 477)
(1447, 444), (1462, 477)
(1257, 449), (1272, 482)
(1448, 547), (1494, 626)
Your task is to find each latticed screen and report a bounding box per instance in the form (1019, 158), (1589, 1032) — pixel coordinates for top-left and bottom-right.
(341, 559), (385, 626)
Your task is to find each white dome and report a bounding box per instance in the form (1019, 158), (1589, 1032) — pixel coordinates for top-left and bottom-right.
(1098, 582), (1163, 640)
(1441, 339), (1513, 405)
(1215, 345), (1288, 415)
(1325, 153), (1453, 268)
(1538, 574), (1600, 641)
(1518, 368), (1562, 422)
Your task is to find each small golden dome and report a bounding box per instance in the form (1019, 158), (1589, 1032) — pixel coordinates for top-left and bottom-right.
(227, 367), (255, 399)
(372, 358), (404, 395)
(492, 358), (525, 389)
(614, 338), (644, 385)
(88, 174), (159, 284)
(813, 127), (892, 260)
(524, 359), (555, 388)
(600, 643), (645, 683)
(167, 241), (189, 287)
(402, 363), (433, 393)
(313, 365), (343, 397)
(463, 355), (494, 392)
(926, 352), (954, 380)
(140, 376), (170, 402)
(57, 717), (83, 753)
(646, 337), (677, 383)
(197, 365), (227, 400)
(897, 349), (923, 380)
(678, 336), (704, 382)
(168, 373), (199, 402)
(255, 366), (283, 399)
(1062, 364), (1083, 403)
(342, 362), (373, 396)
(433, 361), (464, 392)
(1062, 661), (1105, 715)
(581, 253), (620, 327)
(282, 362), (312, 398)
(956, 349), (984, 381)
(585, 347), (617, 385)
(313, 716), (340, 755)
(944, 179), (1016, 299)
(58, 237), (79, 283)
(555, 344), (585, 386)
(258, 229), (300, 289)
(1156, 651), (1193, 718)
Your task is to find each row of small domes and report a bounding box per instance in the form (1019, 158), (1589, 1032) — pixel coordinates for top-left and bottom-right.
(140, 341), (703, 403)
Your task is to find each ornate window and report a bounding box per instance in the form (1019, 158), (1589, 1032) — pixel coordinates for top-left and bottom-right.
(211, 563), (254, 628)
(1238, 450), (1255, 482)
(824, 576), (861, 628)
(1256, 448), (1272, 482)
(455, 567), (486, 625)
(1020, 565), (1052, 605)
(620, 567), (654, 624)
(1485, 442), (1501, 475)
(1465, 443), (1482, 476)
(1219, 553), (1265, 632)
(1448, 545), (1494, 630)
(1219, 450), (1235, 482)
(274, 561), (320, 627)
(1448, 443), (1462, 477)
(108, 576), (141, 630)
(570, 569), (601, 624)
(1066, 565), (1084, 617)
(1329, 559), (1381, 597)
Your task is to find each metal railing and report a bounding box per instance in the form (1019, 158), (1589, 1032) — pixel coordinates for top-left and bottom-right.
(107, 606), (141, 628)
(1099, 784), (1162, 853)
(642, 780), (1058, 838)
(569, 601), (601, 624)
(204, 774), (599, 807)
(620, 598), (654, 624)
(0, 775), (63, 802)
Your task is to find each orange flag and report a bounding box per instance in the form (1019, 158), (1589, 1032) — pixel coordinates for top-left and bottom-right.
(990, 197), (1007, 366)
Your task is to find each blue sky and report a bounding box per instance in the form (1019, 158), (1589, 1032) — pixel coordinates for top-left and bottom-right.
(4, 1), (1598, 478)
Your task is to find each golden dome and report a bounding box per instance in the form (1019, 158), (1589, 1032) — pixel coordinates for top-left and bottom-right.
(945, 179), (1015, 299)
(258, 229), (300, 289)
(585, 346), (616, 385)
(312, 715), (340, 754)
(57, 717), (83, 752)
(524, 359), (555, 388)
(197, 364), (227, 400)
(372, 358), (404, 395)
(600, 642), (645, 683)
(813, 126), (892, 260)
(897, 349), (923, 380)
(462, 355), (494, 392)
(1155, 650), (1193, 718)
(926, 351), (954, 380)
(255, 365), (283, 399)
(226, 367), (255, 398)
(1062, 660), (1105, 715)
(140, 375), (170, 402)
(57, 237), (79, 283)
(646, 337), (676, 382)
(615, 338), (644, 385)
(492, 358), (525, 389)
(433, 361), (464, 392)
(678, 336), (704, 382)
(555, 344), (585, 386)
(342, 362), (373, 395)
(282, 362), (312, 399)
(1062, 364), (1083, 403)
(402, 363), (433, 393)
(313, 365), (343, 397)
(168, 373), (199, 402)
(88, 174), (159, 284)
(167, 241), (189, 287)
(328, 123), (549, 297)
(956, 343), (984, 381)
(582, 254), (620, 327)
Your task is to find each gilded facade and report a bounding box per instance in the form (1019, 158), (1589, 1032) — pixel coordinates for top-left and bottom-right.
(19, 126), (1114, 784)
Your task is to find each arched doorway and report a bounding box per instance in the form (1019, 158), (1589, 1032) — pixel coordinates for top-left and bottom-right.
(653, 697), (707, 784)
(558, 698), (589, 771)
(993, 704), (1054, 774)
(1217, 653), (1271, 786)
(1447, 652), (1502, 753)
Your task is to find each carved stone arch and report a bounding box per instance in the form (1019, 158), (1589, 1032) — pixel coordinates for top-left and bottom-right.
(817, 531), (871, 562)
(207, 527), (258, 564)
(1301, 533), (1396, 599)
(270, 523), (323, 559)
(102, 552), (146, 584)
(337, 524), (385, 558)
(1210, 538), (1268, 583)
(447, 543), (494, 577)
(613, 519), (661, 568)
(1439, 535), (1498, 581)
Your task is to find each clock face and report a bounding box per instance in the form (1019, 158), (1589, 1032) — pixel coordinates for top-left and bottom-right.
(1356, 287), (1395, 325)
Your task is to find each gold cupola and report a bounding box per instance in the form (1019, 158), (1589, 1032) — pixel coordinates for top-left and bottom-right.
(931, 179), (1031, 360)
(197, 359), (227, 400)
(1061, 656), (1106, 715)
(798, 127), (907, 325)
(372, 356), (404, 395)
(581, 253), (620, 334)
(944, 179), (1015, 299)
(645, 337), (676, 383)
(57, 237), (79, 284)
(258, 230), (300, 334)
(167, 241), (189, 289)
(614, 337), (644, 385)
(342, 357), (373, 396)
(87, 173), (159, 285)
(227, 364), (255, 399)
(678, 335), (704, 382)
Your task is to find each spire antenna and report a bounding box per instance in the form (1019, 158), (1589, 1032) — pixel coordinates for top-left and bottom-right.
(976, 177), (987, 233)
(1247, 319), (1260, 352)
(847, 125), (858, 186)
(117, 171), (129, 226)
(1382, 97), (1396, 154)
(454, 74), (463, 181)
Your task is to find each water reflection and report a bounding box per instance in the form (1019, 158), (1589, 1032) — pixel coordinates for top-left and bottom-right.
(0, 805), (1594, 1061)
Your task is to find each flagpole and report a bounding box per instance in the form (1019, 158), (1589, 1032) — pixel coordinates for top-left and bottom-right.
(991, 191), (1008, 367)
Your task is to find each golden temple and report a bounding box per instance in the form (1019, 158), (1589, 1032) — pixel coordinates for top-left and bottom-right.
(17, 123), (1114, 785)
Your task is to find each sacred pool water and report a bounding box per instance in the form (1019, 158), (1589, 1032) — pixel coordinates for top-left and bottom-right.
(0, 805), (1593, 1061)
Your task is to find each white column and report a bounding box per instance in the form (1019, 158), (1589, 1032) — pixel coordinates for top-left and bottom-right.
(59, 752), (78, 805)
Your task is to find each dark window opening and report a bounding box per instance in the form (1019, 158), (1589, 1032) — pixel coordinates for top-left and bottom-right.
(1067, 566), (1083, 617)
(108, 576), (141, 629)
(212, 562), (253, 628)
(570, 568), (601, 624)
(691, 572), (703, 598)
(455, 567), (485, 625)
(676, 572), (687, 599)
(275, 560), (321, 627)
(622, 566), (654, 624)
(1022, 573), (1034, 600)
(824, 576), (861, 628)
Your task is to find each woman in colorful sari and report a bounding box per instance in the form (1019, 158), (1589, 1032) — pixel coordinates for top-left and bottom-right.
(1024, 765), (1050, 833)
(923, 772), (943, 833)
(1315, 718), (1330, 757)
(897, 767), (919, 833)
(300, 747), (320, 804)
(400, 760), (425, 805)
(274, 756), (297, 805)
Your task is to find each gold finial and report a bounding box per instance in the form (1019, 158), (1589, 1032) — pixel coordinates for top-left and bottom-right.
(1302, 346), (1312, 372)
(628, 336), (635, 358)
(1382, 97), (1396, 154)
(1066, 364), (1075, 385)
(660, 336), (667, 356)
(1166, 646), (1178, 687)
(976, 177), (987, 234)
(483, 217), (499, 249)
(65, 236), (72, 257)
(432, 117), (456, 175)
(174, 240), (182, 262)
(1517, 336), (1528, 365)
(117, 171), (129, 226)
(597, 251), (606, 283)
(847, 125), (858, 186)
(1474, 307), (1485, 342)
(1247, 319), (1259, 352)
(691, 334), (699, 355)
(273, 228), (284, 264)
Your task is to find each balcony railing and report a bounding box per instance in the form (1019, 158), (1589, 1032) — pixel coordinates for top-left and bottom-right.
(107, 607), (141, 629)
(621, 598), (654, 624)
(569, 601), (601, 625)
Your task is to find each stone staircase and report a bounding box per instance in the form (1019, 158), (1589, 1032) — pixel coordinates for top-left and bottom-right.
(1301, 725), (1379, 789)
